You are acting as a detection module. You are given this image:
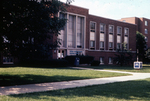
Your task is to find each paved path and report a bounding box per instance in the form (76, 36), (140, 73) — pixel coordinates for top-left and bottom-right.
(1, 67), (150, 96)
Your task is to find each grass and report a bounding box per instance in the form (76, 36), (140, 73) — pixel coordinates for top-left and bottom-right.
(82, 64), (150, 73)
(1, 78), (150, 101)
(0, 67), (129, 86)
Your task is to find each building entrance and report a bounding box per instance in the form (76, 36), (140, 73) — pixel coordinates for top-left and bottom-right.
(58, 50), (66, 59)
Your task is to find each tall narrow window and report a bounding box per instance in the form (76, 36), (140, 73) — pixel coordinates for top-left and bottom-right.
(59, 12), (67, 47)
(117, 26), (122, 50)
(145, 29), (148, 34)
(109, 25), (114, 50)
(109, 26), (113, 34)
(100, 23), (105, 50)
(68, 15), (75, 48)
(100, 57), (104, 64)
(125, 28), (129, 36)
(117, 26), (122, 35)
(145, 21), (148, 26)
(90, 22), (96, 49)
(77, 17), (84, 48)
(145, 37), (148, 42)
(100, 24), (105, 32)
(108, 57), (113, 64)
(117, 36), (121, 49)
(124, 28), (129, 50)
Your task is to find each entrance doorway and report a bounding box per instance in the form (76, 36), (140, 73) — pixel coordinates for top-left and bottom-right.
(58, 50), (66, 59)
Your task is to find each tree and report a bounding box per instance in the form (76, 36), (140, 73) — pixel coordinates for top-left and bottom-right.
(136, 31), (146, 61)
(1, 0), (69, 61)
(113, 43), (133, 66)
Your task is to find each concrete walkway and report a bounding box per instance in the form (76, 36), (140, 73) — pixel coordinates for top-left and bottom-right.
(1, 67), (150, 96)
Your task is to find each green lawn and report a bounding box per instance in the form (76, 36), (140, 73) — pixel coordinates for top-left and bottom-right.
(0, 67), (129, 86)
(83, 64), (150, 73)
(1, 78), (150, 101)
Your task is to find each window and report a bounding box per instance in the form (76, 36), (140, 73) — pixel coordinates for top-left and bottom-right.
(109, 25), (113, 34)
(124, 36), (128, 50)
(108, 25), (114, 50)
(100, 23), (105, 50)
(124, 43), (128, 50)
(125, 28), (129, 36)
(3, 57), (13, 64)
(109, 34), (113, 42)
(117, 43), (121, 49)
(145, 29), (148, 34)
(68, 15), (75, 48)
(100, 23), (105, 32)
(90, 22), (96, 49)
(117, 35), (121, 49)
(90, 41), (95, 48)
(100, 41), (104, 49)
(59, 12), (67, 47)
(124, 36), (128, 43)
(109, 34), (113, 50)
(77, 17), (84, 48)
(109, 57), (113, 64)
(117, 26), (122, 34)
(145, 37), (148, 42)
(100, 57), (104, 64)
(124, 28), (129, 50)
(58, 50), (65, 59)
(117, 35), (121, 43)
(100, 33), (104, 50)
(109, 42), (113, 49)
(145, 21), (148, 26)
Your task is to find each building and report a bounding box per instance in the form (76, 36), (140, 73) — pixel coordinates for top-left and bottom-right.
(3, 4), (147, 65)
(120, 17), (150, 48)
(54, 4), (137, 65)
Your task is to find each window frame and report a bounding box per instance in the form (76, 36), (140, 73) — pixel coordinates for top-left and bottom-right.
(108, 57), (113, 64)
(3, 57), (14, 64)
(145, 20), (148, 26)
(100, 57), (104, 64)
(90, 21), (96, 50)
(124, 28), (129, 36)
(117, 26), (122, 35)
(145, 29), (148, 34)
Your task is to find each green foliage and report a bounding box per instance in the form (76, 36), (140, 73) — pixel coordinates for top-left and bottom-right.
(136, 31), (146, 60)
(113, 43), (133, 66)
(65, 55), (94, 65)
(1, 0), (68, 60)
(20, 59), (69, 67)
(91, 60), (100, 66)
(144, 48), (150, 63)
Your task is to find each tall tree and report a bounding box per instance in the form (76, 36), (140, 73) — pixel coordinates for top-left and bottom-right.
(136, 31), (146, 61)
(113, 43), (133, 66)
(1, 0), (68, 61)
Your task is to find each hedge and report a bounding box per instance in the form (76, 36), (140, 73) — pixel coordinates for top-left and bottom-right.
(65, 55), (94, 65)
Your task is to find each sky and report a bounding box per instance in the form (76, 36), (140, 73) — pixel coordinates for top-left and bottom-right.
(60, 0), (150, 20)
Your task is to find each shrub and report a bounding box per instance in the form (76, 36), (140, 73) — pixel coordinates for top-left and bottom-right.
(19, 59), (69, 67)
(91, 60), (100, 66)
(65, 55), (94, 66)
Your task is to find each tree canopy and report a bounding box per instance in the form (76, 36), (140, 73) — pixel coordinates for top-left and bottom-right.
(1, 0), (69, 61)
(136, 31), (146, 61)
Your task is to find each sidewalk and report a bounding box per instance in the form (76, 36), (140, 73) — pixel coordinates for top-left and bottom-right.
(1, 67), (150, 96)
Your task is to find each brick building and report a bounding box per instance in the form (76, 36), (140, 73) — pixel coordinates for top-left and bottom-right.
(120, 17), (150, 48)
(2, 4), (142, 65)
(55, 4), (137, 65)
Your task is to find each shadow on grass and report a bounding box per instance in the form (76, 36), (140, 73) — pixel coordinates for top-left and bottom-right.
(10, 78), (150, 100)
(0, 74), (90, 87)
(82, 65), (134, 70)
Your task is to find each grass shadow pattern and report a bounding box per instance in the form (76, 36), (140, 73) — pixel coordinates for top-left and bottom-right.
(6, 78), (150, 101)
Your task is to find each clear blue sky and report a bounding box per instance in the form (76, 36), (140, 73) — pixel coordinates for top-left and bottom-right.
(60, 0), (150, 20)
